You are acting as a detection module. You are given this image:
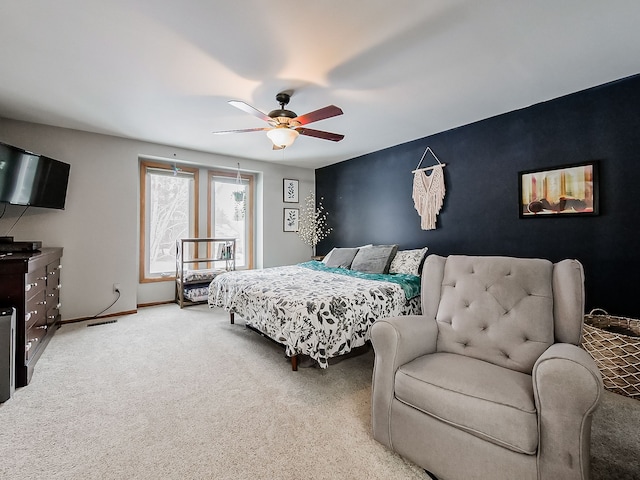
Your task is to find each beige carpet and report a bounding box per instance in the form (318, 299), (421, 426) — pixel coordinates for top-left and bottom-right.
(0, 304), (638, 480)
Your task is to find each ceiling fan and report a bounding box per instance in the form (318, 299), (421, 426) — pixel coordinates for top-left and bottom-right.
(213, 92), (344, 149)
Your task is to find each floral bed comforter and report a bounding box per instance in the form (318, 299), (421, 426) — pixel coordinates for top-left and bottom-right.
(207, 261), (421, 368)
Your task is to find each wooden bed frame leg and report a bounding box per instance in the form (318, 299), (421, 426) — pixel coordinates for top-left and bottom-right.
(291, 355), (298, 371)
(230, 312), (234, 324)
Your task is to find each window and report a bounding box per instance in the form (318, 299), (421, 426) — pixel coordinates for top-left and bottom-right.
(208, 170), (254, 269)
(140, 161), (199, 282)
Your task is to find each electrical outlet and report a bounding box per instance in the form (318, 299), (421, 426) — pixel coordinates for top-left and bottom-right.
(113, 283), (121, 294)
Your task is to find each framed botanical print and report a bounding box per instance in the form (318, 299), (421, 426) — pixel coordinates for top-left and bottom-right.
(283, 208), (299, 232)
(283, 178), (299, 203)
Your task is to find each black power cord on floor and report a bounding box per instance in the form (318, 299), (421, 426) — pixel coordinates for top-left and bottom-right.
(89, 287), (121, 321)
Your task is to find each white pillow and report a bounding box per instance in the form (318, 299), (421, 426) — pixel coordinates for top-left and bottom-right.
(389, 247), (428, 276)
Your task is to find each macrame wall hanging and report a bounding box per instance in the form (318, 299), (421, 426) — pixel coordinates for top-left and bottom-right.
(412, 147), (446, 230)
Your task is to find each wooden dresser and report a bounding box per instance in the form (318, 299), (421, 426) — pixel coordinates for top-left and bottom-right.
(0, 248), (62, 387)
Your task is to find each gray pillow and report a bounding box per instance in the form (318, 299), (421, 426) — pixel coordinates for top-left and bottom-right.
(350, 245), (398, 274)
(323, 247), (360, 268)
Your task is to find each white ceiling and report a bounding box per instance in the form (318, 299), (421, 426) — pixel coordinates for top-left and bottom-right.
(1, 1), (640, 169)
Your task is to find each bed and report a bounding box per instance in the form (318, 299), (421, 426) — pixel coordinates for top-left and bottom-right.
(208, 246), (427, 369)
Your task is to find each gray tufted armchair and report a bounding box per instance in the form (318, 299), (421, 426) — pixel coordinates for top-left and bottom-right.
(371, 255), (603, 480)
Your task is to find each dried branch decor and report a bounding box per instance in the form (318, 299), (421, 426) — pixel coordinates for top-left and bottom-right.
(297, 192), (332, 251)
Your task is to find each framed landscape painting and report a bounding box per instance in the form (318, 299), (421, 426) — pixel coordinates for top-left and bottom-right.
(519, 161), (599, 218)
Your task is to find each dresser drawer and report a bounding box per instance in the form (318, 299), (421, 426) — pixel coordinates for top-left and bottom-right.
(25, 267), (47, 302)
(25, 324), (47, 361)
(25, 292), (46, 329)
(46, 303), (61, 327)
(46, 285), (60, 305)
(46, 262), (61, 293)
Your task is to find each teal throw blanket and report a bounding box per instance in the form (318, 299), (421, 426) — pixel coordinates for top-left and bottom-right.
(299, 260), (421, 300)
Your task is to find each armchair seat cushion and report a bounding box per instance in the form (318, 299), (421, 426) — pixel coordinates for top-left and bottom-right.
(394, 352), (538, 454)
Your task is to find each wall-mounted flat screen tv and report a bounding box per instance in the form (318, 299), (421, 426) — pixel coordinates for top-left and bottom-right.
(0, 142), (70, 210)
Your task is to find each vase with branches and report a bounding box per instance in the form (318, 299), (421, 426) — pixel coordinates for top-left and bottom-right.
(297, 192), (332, 256)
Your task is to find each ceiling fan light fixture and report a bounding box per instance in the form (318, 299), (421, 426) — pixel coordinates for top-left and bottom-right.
(267, 127), (299, 148)
(216, 93), (344, 149)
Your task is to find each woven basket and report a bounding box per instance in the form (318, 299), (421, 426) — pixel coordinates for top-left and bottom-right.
(582, 309), (640, 399)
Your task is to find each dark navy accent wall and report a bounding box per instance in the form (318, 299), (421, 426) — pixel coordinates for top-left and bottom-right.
(316, 74), (640, 318)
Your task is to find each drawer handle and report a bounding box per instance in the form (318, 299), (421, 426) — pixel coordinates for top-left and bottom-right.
(26, 342), (32, 352)
(37, 301), (47, 306)
(57, 303), (62, 309)
(37, 276), (48, 281)
(47, 314), (57, 320)
(25, 282), (38, 291)
(47, 293), (57, 297)
(25, 310), (37, 322)
(36, 325), (48, 330)
(57, 283), (62, 290)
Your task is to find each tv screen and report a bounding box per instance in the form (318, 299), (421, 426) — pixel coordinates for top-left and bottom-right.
(0, 142), (70, 210)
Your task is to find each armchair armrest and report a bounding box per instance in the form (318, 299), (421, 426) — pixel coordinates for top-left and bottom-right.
(370, 315), (438, 447)
(532, 343), (603, 479)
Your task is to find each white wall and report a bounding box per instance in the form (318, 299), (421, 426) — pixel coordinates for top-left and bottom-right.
(0, 118), (315, 320)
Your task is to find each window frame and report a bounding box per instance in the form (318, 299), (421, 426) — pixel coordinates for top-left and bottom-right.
(208, 169), (254, 270)
(139, 160), (199, 283)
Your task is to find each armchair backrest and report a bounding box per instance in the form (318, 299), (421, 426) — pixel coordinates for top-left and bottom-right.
(421, 255), (585, 374)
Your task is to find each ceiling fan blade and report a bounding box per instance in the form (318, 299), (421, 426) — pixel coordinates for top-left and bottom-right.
(228, 100), (274, 124)
(293, 105), (343, 126)
(212, 127), (271, 135)
(296, 128), (344, 142)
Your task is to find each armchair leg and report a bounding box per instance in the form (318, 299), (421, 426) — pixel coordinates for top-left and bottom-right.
(424, 470), (439, 480)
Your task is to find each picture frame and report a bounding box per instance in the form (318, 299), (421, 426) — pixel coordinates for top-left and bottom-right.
(283, 208), (299, 232)
(283, 178), (299, 203)
(518, 161), (599, 218)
